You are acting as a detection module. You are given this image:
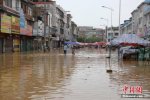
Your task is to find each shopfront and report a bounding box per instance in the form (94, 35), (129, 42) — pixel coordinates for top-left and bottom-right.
(0, 38), (3, 53)
(27, 38), (33, 51)
(11, 16), (20, 52)
(13, 37), (20, 52)
(20, 20), (33, 52)
(20, 36), (27, 52)
(0, 13), (12, 53)
(5, 36), (13, 52)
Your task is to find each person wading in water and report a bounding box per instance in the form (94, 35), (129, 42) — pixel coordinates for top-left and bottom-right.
(64, 44), (68, 55)
(72, 46), (75, 55)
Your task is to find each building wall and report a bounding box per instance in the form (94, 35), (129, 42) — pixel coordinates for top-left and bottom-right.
(131, 1), (150, 37)
(0, 0), (3, 5)
(64, 14), (70, 41)
(132, 10), (138, 34)
(47, 1), (57, 27)
(121, 19), (132, 34)
(0, 0), (36, 52)
(0, 0), (22, 52)
(56, 5), (65, 42)
(0, 0), (78, 52)
(145, 12), (150, 35)
(78, 26), (105, 41)
(119, 1), (150, 39)
(107, 27), (119, 42)
(12, 0), (21, 12)
(70, 21), (78, 42)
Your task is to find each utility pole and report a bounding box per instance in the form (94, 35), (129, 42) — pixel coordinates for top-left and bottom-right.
(101, 6), (113, 42)
(101, 6), (114, 58)
(100, 18), (109, 42)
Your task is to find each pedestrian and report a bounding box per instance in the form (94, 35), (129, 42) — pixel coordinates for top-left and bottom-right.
(72, 46), (75, 55)
(64, 44), (68, 55)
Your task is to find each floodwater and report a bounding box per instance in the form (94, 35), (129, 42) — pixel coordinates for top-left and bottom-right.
(0, 48), (150, 100)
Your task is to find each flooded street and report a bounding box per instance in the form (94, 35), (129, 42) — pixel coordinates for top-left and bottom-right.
(0, 48), (150, 100)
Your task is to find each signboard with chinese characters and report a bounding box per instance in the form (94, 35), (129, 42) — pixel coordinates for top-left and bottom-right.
(20, 21), (33, 36)
(11, 16), (20, 34)
(37, 20), (44, 36)
(20, 9), (32, 36)
(33, 21), (44, 36)
(1, 14), (11, 33)
(20, 9), (25, 28)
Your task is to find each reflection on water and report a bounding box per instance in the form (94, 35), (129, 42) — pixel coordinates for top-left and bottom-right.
(109, 55), (150, 98)
(0, 51), (76, 100)
(0, 49), (150, 100)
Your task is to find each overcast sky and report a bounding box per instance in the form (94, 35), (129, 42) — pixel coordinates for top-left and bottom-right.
(56, 0), (144, 28)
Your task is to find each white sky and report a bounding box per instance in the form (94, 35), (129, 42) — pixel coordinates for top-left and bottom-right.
(56, 0), (144, 28)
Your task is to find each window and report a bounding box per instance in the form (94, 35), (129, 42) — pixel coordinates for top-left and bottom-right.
(22, 5), (27, 14)
(28, 7), (32, 16)
(139, 17), (142, 25)
(16, 0), (19, 11)
(4, 0), (12, 8)
(115, 33), (119, 36)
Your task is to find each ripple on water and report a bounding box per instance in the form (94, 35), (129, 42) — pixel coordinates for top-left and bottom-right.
(0, 50), (150, 100)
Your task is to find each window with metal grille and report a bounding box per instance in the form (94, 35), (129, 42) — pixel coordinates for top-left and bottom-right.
(4, 0), (12, 8)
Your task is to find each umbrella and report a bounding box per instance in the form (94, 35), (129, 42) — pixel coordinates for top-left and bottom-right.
(64, 42), (80, 45)
(111, 34), (150, 46)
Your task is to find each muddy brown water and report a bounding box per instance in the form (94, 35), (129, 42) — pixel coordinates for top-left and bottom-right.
(0, 48), (150, 100)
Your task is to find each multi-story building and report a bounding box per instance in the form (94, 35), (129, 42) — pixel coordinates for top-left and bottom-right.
(131, 0), (150, 37)
(31, 0), (77, 49)
(71, 21), (78, 42)
(143, 0), (150, 38)
(20, 0), (35, 52)
(32, 0), (57, 50)
(78, 26), (105, 42)
(64, 14), (72, 41)
(64, 14), (78, 42)
(55, 5), (66, 47)
(119, 0), (150, 40)
(0, 0), (34, 53)
(0, 0), (21, 53)
(107, 27), (119, 42)
(0, 0), (78, 53)
(78, 26), (95, 38)
(121, 18), (132, 34)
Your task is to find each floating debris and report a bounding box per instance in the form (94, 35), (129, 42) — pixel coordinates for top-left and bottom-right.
(106, 69), (113, 73)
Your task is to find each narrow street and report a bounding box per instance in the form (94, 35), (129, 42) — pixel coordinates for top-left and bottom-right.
(0, 48), (150, 100)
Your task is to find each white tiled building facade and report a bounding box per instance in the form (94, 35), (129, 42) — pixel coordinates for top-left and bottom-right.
(121, 0), (150, 39)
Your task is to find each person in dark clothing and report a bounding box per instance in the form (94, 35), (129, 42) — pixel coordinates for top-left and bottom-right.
(72, 46), (75, 55)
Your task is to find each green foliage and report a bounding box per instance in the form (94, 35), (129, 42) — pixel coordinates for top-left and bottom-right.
(77, 37), (103, 43)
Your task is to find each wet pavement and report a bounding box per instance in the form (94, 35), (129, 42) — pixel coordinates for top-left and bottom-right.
(0, 48), (150, 100)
